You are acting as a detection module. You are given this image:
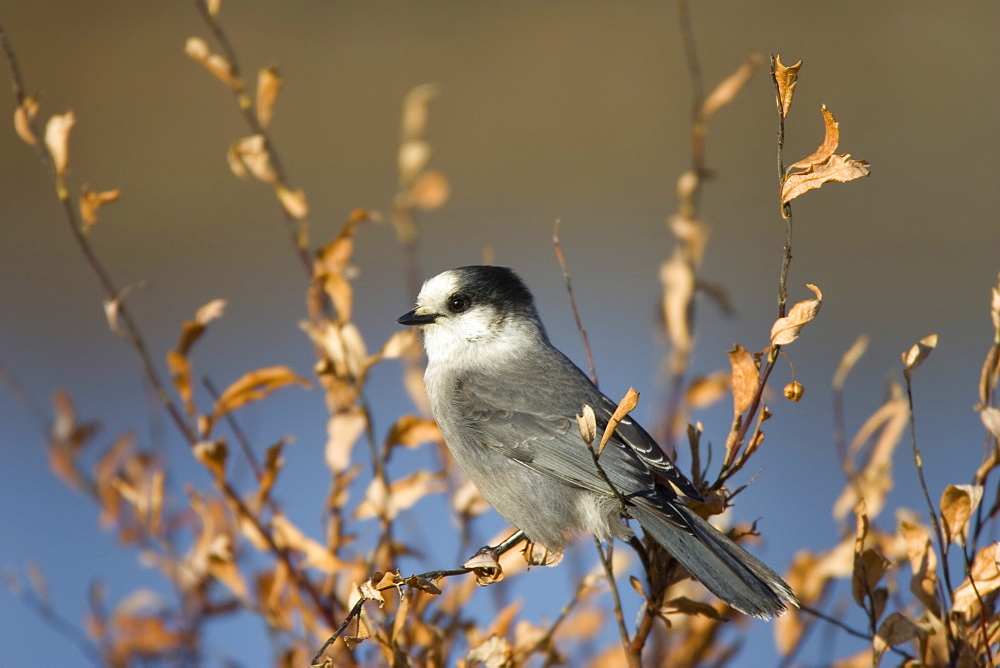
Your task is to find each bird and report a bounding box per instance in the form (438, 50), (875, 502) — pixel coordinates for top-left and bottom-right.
(397, 265), (797, 619)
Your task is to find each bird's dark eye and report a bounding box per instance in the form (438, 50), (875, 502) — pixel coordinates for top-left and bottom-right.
(448, 294), (470, 313)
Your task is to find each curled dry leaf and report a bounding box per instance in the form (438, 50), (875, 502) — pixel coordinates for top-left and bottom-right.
(770, 284), (823, 346)
(463, 551), (504, 586)
(14, 96), (39, 145)
(576, 404), (597, 445)
(45, 111), (75, 182)
(701, 54), (762, 119)
(229, 135), (276, 183)
(256, 66), (282, 129)
(213, 366), (310, 419)
(952, 542), (1000, 616)
(902, 333), (938, 373)
(781, 106), (870, 204)
(79, 187), (121, 232)
(522, 541), (563, 567)
(728, 344), (759, 415)
(773, 54), (802, 118)
(940, 483), (983, 546)
(598, 387), (639, 455)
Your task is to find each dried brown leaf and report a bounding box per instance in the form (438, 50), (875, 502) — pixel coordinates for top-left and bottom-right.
(94, 433), (135, 529)
(852, 548), (888, 608)
(463, 551), (504, 586)
(401, 83), (440, 141)
(598, 387), (639, 455)
(902, 333), (938, 373)
(14, 96), (39, 145)
(466, 636), (512, 667)
(275, 184), (308, 220)
(981, 407), (1000, 441)
(940, 484), (983, 546)
(773, 55), (802, 118)
(384, 415), (441, 450)
(832, 334), (869, 392)
(728, 344), (759, 415)
(45, 111), (75, 180)
(165, 350), (194, 414)
(953, 543), (1000, 616)
(193, 439), (227, 481)
(660, 251), (695, 357)
(227, 135), (275, 183)
(453, 478), (490, 518)
(701, 54), (761, 119)
(410, 170), (450, 210)
(782, 107), (869, 204)
(980, 345), (1000, 407)
(661, 596), (723, 620)
(522, 541), (563, 567)
(873, 612), (923, 657)
(898, 516), (940, 614)
(255, 439), (286, 509)
(791, 105), (841, 169)
(576, 404), (597, 445)
(686, 371), (730, 409)
(256, 66), (282, 129)
(271, 514), (343, 573)
(325, 409), (367, 474)
(213, 366), (310, 418)
(354, 471), (445, 521)
(372, 329), (419, 363)
(834, 391), (907, 519)
(79, 187), (120, 232)
(771, 284), (823, 346)
(398, 139), (431, 184)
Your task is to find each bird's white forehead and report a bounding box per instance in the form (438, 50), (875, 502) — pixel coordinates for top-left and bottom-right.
(417, 270), (461, 307)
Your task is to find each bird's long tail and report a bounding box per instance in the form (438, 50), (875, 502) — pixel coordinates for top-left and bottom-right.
(629, 502), (798, 619)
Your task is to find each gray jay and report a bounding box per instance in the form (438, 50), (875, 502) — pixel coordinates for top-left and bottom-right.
(397, 265), (796, 619)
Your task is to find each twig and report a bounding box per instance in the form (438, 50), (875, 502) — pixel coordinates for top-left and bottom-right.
(902, 369), (958, 660)
(0, 22), (195, 446)
(191, 0), (313, 275)
(798, 604), (915, 662)
(202, 376), (263, 480)
(3, 572), (105, 667)
(311, 597), (364, 665)
(553, 219), (598, 386)
(770, 53), (793, 318)
(595, 539), (640, 668)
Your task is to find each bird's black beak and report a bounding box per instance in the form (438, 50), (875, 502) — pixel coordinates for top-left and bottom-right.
(397, 309), (438, 326)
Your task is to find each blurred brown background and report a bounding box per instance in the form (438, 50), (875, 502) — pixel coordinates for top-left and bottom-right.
(1, 1), (997, 664)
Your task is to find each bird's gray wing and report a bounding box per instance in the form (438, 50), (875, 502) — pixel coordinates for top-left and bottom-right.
(450, 347), (698, 512)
